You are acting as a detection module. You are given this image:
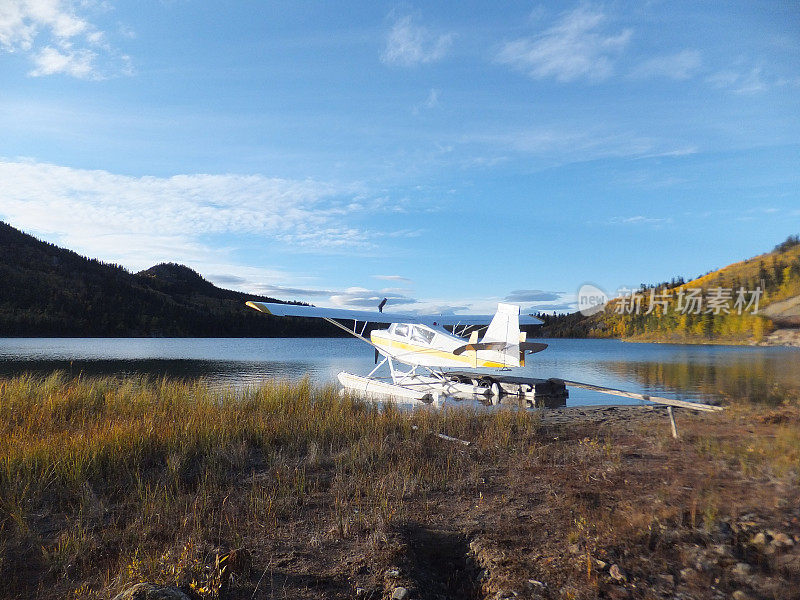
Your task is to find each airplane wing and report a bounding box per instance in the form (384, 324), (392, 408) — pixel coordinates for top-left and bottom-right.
(246, 301), (542, 326)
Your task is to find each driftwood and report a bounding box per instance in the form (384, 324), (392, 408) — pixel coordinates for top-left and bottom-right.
(411, 425), (471, 446)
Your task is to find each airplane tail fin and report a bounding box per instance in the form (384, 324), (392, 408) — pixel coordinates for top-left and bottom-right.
(481, 303), (522, 367)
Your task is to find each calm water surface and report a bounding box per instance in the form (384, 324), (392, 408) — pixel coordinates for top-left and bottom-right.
(1, 337), (798, 407)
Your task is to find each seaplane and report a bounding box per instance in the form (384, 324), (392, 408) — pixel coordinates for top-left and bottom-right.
(245, 300), (569, 407)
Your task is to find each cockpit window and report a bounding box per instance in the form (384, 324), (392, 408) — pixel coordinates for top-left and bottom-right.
(411, 326), (435, 345)
(394, 324), (409, 337)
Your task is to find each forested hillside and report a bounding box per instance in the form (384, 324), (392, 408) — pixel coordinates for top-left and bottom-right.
(0, 222), (339, 337)
(538, 235), (800, 344)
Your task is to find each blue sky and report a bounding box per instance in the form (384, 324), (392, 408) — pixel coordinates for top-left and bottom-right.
(1, 1), (798, 313)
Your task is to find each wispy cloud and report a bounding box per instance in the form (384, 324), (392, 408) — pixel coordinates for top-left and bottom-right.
(373, 274), (412, 284)
(505, 290), (562, 302)
(412, 88), (440, 114)
(523, 301), (577, 314)
(463, 125), (659, 164)
(250, 284), (334, 298)
(329, 287), (417, 309)
(608, 215), (673, 226)
(0, 159), (377, 272)
(707, 67), (769, 94)
(382, 14), (453, 67)
(0, 0), (132, 79)
(629, 49), (701, 80)
(496, 5), (631, 82)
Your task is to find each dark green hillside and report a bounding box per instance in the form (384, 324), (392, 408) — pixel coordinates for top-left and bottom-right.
(0, 222), (338, 337)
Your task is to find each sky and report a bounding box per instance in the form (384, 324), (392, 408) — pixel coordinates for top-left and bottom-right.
(1, 0), (799, 314)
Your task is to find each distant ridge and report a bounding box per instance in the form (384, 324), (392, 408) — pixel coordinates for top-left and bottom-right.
(0, 221), (337, 337)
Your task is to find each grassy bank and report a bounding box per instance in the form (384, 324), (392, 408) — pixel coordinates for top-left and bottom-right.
(1, 374), (799, 599)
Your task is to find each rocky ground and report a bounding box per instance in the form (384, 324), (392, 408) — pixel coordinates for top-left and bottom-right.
(759, 328), (800, 347)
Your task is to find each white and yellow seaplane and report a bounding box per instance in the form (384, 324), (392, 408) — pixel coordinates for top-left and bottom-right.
(246, 300), (568, 407)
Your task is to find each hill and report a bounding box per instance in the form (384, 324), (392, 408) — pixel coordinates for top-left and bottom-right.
(0, 221), (338, 337)
(538, 235), (800, 344)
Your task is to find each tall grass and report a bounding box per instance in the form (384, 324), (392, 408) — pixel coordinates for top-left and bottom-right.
(0, 373), (540, 598)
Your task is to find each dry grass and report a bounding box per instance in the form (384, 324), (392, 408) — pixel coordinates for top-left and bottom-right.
(0, 373), (539, 599)
(1, 373), (798, 600)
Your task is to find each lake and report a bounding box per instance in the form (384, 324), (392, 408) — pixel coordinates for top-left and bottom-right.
(1, 337), (798, 407)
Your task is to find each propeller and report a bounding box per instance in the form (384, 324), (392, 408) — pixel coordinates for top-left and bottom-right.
(453, 341), (549, 356)
(519, 342), (548, 354)
(452, 341), (508, 355)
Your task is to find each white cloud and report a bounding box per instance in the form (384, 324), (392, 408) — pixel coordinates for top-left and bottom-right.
(29, 45), (95, 77)
(249, 284), (335, 298)
(0, 159), (378, 273)
(497, 5), (631, 82)
(609, 215), (673, 226)
(330, 287), (418, 309)
(706, 67), (769, 94)
(505, 290), (562, 302)
(382, 15), (453, 67)
(0, 0), (130, 79)
(630, 49), (701, 80)
(373, 274), (412, 284)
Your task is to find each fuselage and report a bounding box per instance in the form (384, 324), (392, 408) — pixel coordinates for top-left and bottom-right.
(370, 322), (518, 369)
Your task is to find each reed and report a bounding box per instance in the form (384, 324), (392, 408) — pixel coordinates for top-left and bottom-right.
(0, 373), (541, 598)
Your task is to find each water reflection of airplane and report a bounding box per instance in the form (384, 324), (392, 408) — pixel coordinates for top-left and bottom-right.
(246, 300), (568, 406)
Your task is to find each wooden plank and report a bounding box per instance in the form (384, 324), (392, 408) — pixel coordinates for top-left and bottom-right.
(560, 380), (723, 412)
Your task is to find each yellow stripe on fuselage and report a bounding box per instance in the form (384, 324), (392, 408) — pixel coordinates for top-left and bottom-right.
(371, 334), (508, 369)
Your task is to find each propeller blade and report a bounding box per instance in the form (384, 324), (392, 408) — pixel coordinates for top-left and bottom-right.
(452, 342), (508, 356)
(374, 348), (379, 364)
(519, 342), (548, 354)
(453, 341), (548, 356)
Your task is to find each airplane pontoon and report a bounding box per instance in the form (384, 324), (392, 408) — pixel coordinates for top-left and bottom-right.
(246, 300), (569, 407)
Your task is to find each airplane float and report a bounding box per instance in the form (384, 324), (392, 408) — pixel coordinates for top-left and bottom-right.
(245, 300), (569, 407)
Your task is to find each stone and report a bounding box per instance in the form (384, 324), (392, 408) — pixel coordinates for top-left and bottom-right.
(772, 532), (794, 547)
(751, 532), (767, 546)
(391, 587), (409, 600)
(774, 553), (800, 577)
(609, 564), (626, 582)
(594, 558), (608, 570)
(731, 562), (753, 578)
(731, 591), (753, 600)
(385, 569), (401, 578)
(711, 544), (732, 557)
(112, 583), (191, 600)
(657, 573), (675, 587)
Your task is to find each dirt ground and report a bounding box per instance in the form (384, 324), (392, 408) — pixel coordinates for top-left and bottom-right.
(184, 406), (800, 600)
(5, 388), (799, 600)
